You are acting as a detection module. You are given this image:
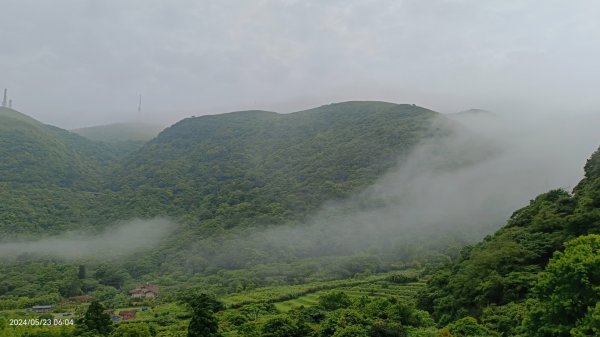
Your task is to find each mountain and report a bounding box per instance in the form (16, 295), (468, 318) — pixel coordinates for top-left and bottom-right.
(1, 103), (598, 336)
(72, 122), (164, 142)
(3, 102), (455, 235)
(1, 101), (492, 274)
(107, 101), (447, 226)
(0, 107), (125, 235)
(0, 107), (130, 187)
(0, 105), (46, 126)
(418, 146), (600, 336)
(0, 101), (514, 336)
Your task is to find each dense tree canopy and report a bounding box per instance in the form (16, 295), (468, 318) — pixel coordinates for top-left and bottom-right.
(522, 234), (600, 336)
(418, 147), (600, 336)
(75, 300), (113, 336)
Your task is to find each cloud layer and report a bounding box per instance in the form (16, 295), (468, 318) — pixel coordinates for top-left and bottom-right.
(0, 218), (176, 261)
(185, 111), (600, 267)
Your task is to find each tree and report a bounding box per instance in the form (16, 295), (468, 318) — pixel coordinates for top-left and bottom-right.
(320, 309), (370, 337)
(75, 300), (112, 336)
(444, 316), (498, 337)
(184, 293), (223, 337)
(331, 325), (370, 337)
(522, 234), (600, 337)
(370, 319), (407, 337)
(436, 328), (455, 337)
(318, 291), (352, 311)
(110, 323), (152, 337)
(59, 277), (82, 298)
(480, 303), (526, 337)
(571, 302), (600, 337)
(240, 303), (276, 321)
(94, 266), (128, 289)
(260, 316), (310, 337)
(78, 265), (86, 279)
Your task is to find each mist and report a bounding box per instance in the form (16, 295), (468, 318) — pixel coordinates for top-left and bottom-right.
(0, 218), (176, 261)
(188, 110), (600, 267)
(1, 1), (600, 128)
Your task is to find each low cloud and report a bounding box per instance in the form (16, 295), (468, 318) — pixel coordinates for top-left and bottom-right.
(187, 111), (600, 267)
(0, 218), (176, 261)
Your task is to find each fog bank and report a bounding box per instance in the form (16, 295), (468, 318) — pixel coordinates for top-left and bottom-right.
(190, 111), (600, 266)
(0, 218), (175, 261)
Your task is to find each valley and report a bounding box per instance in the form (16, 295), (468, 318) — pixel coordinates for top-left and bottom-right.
(0, 102), (599, 337)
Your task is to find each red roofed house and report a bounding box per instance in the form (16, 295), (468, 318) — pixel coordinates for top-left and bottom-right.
(118, 310), (137, 320)
(129, 284), (159, 299)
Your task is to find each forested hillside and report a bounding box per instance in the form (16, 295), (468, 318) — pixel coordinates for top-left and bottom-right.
(2, 101), (600, 336)
(107, 102), (442, 226)
(418, 147), (600, 336)
(0, 101), (461, 268)
(0, 102), (470, 333)
(0, 107), (124, 235)
(1, 102), (448, 234)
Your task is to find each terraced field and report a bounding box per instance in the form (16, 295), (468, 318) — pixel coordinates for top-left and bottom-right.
(220, 270), (421, 309)
(216, 270), (428, 336)
(273, 280), (425, 312)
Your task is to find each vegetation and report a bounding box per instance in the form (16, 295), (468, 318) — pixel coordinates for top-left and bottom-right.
(74, 301), (112, 336)
(0, 107), (135, 235)
(418, 147), (600, 336)
(183, 294), (223, 337)
(1, 102), (600, 336)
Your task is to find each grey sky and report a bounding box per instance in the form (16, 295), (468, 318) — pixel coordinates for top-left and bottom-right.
(1, 0), (599, 128)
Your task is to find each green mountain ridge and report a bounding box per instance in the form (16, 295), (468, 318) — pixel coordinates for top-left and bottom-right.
(0, 107), (138, 235)
(1, 101), (480, 314)
(107, 101), (444, 226)
(0, 101), (454, 235)
(0, 100), (486, 277)
(2, 102), (599, 336)
(0, 107), (100, 188)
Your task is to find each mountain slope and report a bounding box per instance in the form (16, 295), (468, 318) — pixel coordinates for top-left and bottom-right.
(107, 102), (445, 227)
(418, 146), (600, 335)
(1, 102), (455, 235)
(0, 107), (124, 234)
(0, 107), (95, 187)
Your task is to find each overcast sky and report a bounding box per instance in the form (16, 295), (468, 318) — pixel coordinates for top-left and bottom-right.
(1, 0), (599, 128)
